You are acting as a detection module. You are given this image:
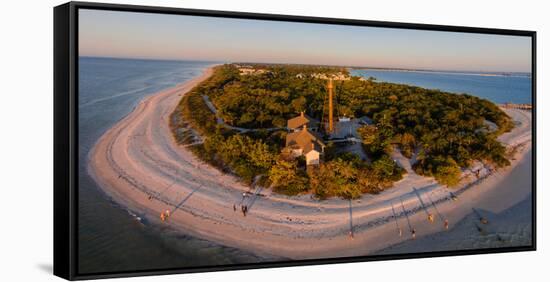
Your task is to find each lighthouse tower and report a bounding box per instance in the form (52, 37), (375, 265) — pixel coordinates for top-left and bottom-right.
(328, 78), (334, 134)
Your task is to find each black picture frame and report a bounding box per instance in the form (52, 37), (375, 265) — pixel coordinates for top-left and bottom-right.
(54, 1), (537, 280)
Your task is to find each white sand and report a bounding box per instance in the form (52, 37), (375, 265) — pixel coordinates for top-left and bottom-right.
(88, 67), (533, 259)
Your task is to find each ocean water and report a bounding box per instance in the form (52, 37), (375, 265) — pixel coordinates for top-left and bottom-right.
(78, 57), (264, 275)
(350, 69), (532, 104)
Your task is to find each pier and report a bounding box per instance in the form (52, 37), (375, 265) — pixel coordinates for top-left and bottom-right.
(499, 103), (532, 110)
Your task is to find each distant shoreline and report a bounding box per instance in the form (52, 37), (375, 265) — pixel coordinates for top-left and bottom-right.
(351, 67), (531, 78)
(79, 56), (530, 78)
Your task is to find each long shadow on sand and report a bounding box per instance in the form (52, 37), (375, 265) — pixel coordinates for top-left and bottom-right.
(171, 184), (203, 215)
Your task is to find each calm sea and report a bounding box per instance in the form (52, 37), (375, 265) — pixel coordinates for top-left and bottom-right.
(351, 69), (532, 104)
(78, 57), (265, 274)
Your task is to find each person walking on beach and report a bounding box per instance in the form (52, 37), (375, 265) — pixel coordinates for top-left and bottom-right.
(233, 204), (236, 212)
(428, 214), (434, 223)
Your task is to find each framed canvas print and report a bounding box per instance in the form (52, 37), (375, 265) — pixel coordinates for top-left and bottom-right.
(54, 1), (536, 280)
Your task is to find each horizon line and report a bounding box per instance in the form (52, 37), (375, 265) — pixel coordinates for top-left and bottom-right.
(79, 55), (532, 74)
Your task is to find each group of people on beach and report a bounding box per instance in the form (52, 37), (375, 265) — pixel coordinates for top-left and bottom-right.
(233, 203), (249, 216)
(160, 209), (170, 222)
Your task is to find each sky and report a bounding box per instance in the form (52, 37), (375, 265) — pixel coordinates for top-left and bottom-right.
(79, 9), (532, 73)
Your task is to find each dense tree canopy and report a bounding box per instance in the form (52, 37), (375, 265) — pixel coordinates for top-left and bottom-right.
(171, 64), (514, 198)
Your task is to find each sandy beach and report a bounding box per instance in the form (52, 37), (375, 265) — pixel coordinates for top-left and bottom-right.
(88, 66), (533, 260)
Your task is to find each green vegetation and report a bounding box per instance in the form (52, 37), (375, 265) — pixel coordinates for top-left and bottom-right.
(309, 153), (404, 199)
(171, 63), (514, 199)
(209, 65), (348, 128)
(269, 159), (309, 195)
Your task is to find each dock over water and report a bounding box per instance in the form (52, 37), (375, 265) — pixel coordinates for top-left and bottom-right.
(499, 103), (532, 110)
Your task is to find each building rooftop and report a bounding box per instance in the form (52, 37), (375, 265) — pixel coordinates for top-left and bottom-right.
(287, 112), (318, 130)
(286, 126), (325, 154)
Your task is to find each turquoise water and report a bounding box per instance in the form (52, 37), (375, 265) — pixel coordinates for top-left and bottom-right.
(78, 57), (266, 274)
(351, 69), (532, 104)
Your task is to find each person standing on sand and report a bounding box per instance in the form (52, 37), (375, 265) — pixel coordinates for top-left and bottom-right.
(233, 204), (236, 212)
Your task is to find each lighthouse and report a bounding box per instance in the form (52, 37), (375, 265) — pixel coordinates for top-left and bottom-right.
(328, 78), (334, 134)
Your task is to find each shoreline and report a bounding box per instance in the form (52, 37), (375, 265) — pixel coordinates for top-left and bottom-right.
(350, 67), (531, 78)
(88, 66), (533, 259)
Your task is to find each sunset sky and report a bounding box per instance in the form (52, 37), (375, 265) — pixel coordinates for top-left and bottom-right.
(79, 9), (532, 72)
